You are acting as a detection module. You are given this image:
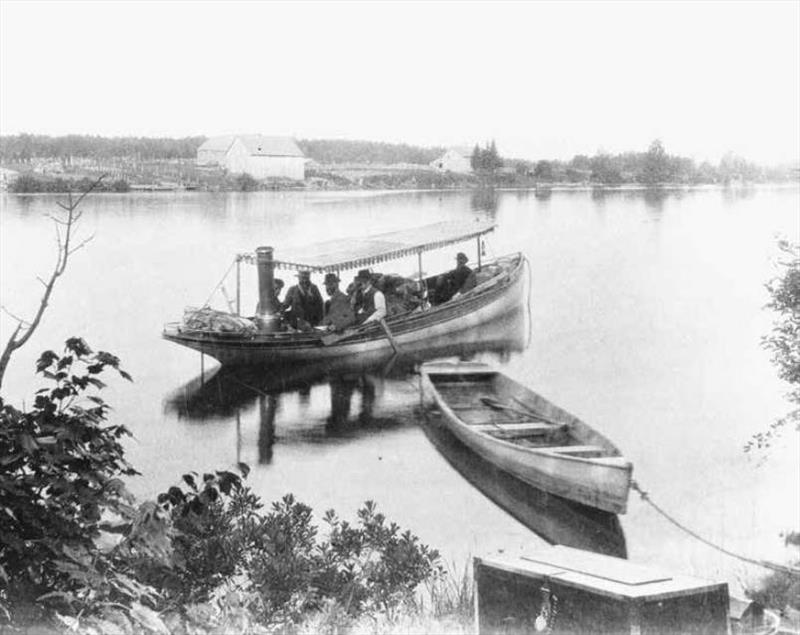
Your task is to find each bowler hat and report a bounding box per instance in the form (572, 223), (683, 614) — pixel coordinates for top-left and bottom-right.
(296, 270), (311, 278)
(355, 269), (371, 282)
(324, 273), (340, 284)
(456, 252), (468, 263)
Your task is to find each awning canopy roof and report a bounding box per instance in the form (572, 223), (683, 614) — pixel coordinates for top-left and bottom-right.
(238, 220), (496, 272)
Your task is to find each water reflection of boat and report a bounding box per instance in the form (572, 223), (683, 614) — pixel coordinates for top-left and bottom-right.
(421, 412), (627, 557)
(163, 221), (527, 367)
(163, 307), (527, 464)
(421, 363), (632, 514)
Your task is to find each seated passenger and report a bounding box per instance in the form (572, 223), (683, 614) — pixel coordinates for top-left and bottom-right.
(347, 269), (370, 314)
(433, 252), (475, 303)
(283, 270), (323, 330)
(354, 270), (386, 324)
(321, 273), (356, 331)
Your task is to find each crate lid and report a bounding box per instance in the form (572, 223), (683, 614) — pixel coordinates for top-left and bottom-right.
(476, 546), (727, 602)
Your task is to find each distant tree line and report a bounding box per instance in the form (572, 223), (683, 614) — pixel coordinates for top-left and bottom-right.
(0, 135), (447, 167)
(9, 174), (130, 193)
(2, 135), (795, 185)
(519, 139), (794, 185)
(0, 134), (206, 162)
(471, 141), (503, 172)
(297, 139), (443, 165)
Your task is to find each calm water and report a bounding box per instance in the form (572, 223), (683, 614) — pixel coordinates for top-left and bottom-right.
(1, 186), (798, 595)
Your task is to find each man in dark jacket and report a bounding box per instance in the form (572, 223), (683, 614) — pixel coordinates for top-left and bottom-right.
(283, 270), (323, 329)
(321, 273), (355, 331)
(434, 252), (475, 303)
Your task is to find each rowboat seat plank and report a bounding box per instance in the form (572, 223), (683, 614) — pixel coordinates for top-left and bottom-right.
(472, 422), (567, 438)
(544, 445), (606, 458)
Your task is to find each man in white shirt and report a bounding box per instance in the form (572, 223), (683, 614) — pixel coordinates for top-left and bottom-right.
(356, 270), (386, 324)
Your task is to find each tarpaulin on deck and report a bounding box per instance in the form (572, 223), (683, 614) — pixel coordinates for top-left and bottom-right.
(237, 220), (496, 272)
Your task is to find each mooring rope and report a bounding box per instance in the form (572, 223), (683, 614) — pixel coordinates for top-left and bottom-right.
(630, 480), (800, 577)
(201, 258), (237, 309)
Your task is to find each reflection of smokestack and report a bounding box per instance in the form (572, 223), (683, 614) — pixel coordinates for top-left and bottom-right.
(256, 246), (280, 331)
(258, 393), (276, 464)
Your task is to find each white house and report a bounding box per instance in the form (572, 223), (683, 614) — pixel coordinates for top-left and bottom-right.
(197, 135), (307, 180)
(430, 146), (473, 173)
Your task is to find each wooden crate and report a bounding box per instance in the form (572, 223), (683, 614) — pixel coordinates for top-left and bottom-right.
(474, 546), (729, 634)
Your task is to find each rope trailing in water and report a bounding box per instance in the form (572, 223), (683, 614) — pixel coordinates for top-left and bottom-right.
(201, 258), (238, 309)
(630, 480), (800, 577)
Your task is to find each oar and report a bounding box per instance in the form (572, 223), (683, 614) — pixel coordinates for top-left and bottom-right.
(320, 318), (401, 353)
(379, 318), (400, 354)
(320, 323), (371, 346)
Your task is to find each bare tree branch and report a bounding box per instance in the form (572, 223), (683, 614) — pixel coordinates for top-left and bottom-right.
(0, 306), (30, 326)
(36, 276), (48, 288)
(67, 233), (95, 256)
(0, 174), (106, 390)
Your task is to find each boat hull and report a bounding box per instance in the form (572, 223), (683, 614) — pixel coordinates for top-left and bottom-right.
(421, 364), (632, 514)
(164, 253), (527, 367)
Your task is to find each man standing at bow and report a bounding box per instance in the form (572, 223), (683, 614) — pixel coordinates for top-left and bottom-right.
(283, 270), (323, 330)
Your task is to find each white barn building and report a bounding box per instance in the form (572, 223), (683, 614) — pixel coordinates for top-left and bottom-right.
(197, 135), (307, 180)
(430, 146), (473, 173)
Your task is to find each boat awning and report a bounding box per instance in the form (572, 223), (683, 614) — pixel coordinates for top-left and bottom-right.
(237, 219), (496, 272)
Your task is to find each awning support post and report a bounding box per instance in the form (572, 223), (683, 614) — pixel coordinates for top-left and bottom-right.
(477, 237), (482, 271)
(236, 257), (241, 316)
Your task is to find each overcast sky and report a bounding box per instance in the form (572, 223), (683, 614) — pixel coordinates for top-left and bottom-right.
(1, 1), (798, 164)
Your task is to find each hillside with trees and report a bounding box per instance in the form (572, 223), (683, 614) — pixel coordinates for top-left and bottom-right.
(0, 134), (205, 162)
(0, 135), (444, 166)
(1, 135), (796, 190)
(515, 140), (796, 185)
(297, 139), (443, 165)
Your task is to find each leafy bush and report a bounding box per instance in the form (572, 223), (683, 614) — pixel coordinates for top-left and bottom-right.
(0, 340), (444, 633)
(747, 239), (800, 452)
(236, 173), (260, 191)
(0, 339), (138, 617)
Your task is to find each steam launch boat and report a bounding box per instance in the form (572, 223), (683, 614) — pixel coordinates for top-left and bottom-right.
(163, 220), (527, 367)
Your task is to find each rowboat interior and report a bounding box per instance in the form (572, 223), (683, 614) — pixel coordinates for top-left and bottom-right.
(425, 367), (625, 463)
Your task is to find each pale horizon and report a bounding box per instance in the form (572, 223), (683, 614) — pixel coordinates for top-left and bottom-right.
(1, 1), (798, 166)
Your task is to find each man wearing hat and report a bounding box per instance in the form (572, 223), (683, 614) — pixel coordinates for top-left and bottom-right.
(321, 272), (355, 331)
(282, 270), (323, 330)
(354, 269), (386, 325)
(450, 252), (475, 295)
(434, 252), (475, 304)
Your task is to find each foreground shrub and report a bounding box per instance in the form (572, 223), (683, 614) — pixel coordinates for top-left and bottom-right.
(0, 340), (444, 633)
(0, 338), (142, 624)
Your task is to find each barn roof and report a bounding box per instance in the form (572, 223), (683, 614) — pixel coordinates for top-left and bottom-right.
(238, 135), (305, 157)
(198, 135), (305, 157)
(450, 146), (475, 157)
(198, 135), (236, 153)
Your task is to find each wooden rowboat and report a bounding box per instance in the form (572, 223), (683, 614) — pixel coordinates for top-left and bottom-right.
(163, 220), (527, 367)
(420, 362), (633, 514)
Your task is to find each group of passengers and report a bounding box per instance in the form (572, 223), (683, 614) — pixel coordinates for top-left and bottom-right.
(273, 252), (475, 333)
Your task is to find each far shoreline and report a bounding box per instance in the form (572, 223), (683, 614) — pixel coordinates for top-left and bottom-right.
(3, 181), (799, 197)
